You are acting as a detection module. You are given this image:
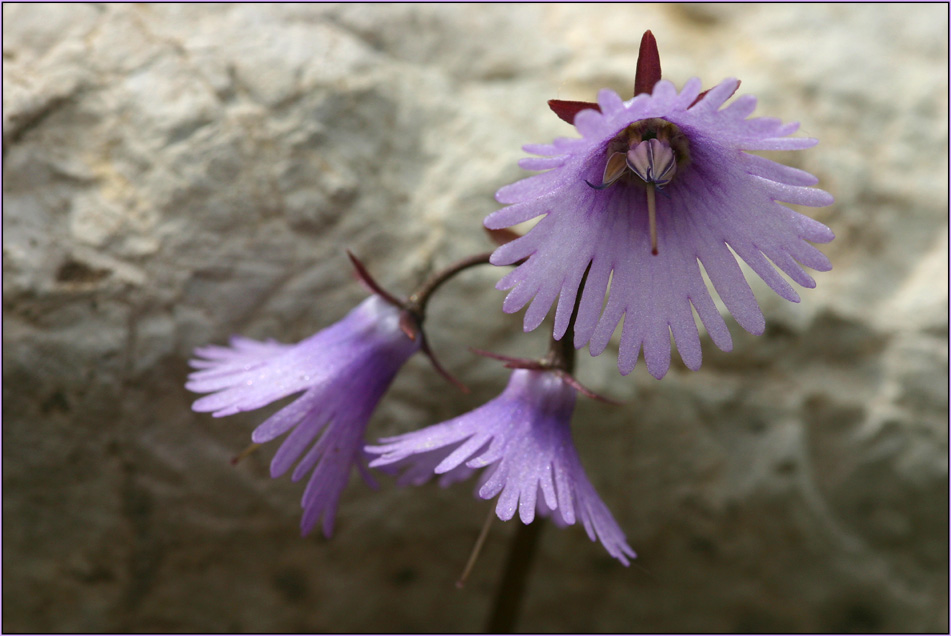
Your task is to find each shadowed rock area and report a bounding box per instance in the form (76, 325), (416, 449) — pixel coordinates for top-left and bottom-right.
(3, 4), (947, 632)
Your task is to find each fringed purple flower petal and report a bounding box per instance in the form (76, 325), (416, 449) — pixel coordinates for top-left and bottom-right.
(366, 369), (636, 565)
(187, 295), (420, 537)
(485, 78), (834, 379)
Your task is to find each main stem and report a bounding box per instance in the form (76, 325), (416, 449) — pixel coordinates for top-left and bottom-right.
(484, 266), (589, 633)
(485, 520), (545, 633)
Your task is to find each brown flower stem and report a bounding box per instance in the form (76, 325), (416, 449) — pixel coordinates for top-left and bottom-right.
(349, 249), (494, 391)
(407, 251), (494, 318)
(402, 251), (496, 392)
(485, 519), (545, 633)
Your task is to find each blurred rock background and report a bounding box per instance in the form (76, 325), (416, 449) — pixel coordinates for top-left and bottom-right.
(3, 3), (947, 632)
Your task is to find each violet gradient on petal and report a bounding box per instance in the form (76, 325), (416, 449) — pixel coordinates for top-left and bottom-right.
(485, 79), (834, 379)
(366, 369), (636, 565)
(187, 295), (420, 537)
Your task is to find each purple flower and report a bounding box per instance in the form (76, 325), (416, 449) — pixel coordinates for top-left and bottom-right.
(186, 295), (420, 537)
(485, 78), (834, 379)
(366, 369), (636, 565)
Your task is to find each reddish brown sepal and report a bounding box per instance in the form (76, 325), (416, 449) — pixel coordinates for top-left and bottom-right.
(554, 370), (623, 405)
(689, 80), (741, 109)
(634, 30), (662, 97)
(548, 99), (601, 125)
(422, 332), (469, 393)
(346, 250), (404, 309)
(470, 348), (622, 403)
(469, 347), (547, 370)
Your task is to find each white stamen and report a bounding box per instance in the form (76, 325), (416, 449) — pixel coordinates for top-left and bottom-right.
(601, 151), (629, 187)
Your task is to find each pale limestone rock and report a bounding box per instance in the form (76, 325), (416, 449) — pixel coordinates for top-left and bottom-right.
(3, 3), (947, 633)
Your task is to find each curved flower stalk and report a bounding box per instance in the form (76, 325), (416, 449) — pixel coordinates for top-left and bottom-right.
(366, 369), (636, 565)
(485, 72), (834, 379)
(187, 295), (421, 537)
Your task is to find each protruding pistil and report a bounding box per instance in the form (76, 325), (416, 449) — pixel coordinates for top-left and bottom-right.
(646, 184), (658, 255)
(628, 137), (676, 256)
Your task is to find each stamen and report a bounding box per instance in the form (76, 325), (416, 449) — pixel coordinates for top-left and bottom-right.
(627, 138), (677, 187)
(646, 184), (658, 256)
(600, 152), (628, 188)
(456, 507), (496, 589)
(230, 442), (262, 465)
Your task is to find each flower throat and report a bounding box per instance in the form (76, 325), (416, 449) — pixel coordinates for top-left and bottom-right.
(589, 118), (691, 256)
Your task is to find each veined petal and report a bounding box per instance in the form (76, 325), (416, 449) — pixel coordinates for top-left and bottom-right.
(484, 199), (549, 232)
(693, 78), (740, 112)
(522, 142), (560, 155)
(519, 155), (568, 171)
(366, 370), (636, 565)
(756, 179), (835, 207)
(718, 93), (758, 122)
(741, 152), (819, 186)
(495, 170), (566, 204)
(186, 294), (421, 537)
(596, 89), (626, 116)
(673, 76), (704, 109)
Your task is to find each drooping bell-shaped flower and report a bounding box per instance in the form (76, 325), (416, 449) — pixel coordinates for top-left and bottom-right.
(366, 369), (636, 565)
(187, 294), (421, 537)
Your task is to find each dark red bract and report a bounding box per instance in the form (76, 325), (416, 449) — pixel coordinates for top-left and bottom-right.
(633, 30), (661, 97)
(547, 31), (739, 124)
(548, 30), (661, 125)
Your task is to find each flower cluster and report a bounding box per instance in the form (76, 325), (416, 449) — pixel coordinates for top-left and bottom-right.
(186, 31), (832, 569)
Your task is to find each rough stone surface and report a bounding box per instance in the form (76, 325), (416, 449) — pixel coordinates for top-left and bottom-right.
(3, 4), (947, 633)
